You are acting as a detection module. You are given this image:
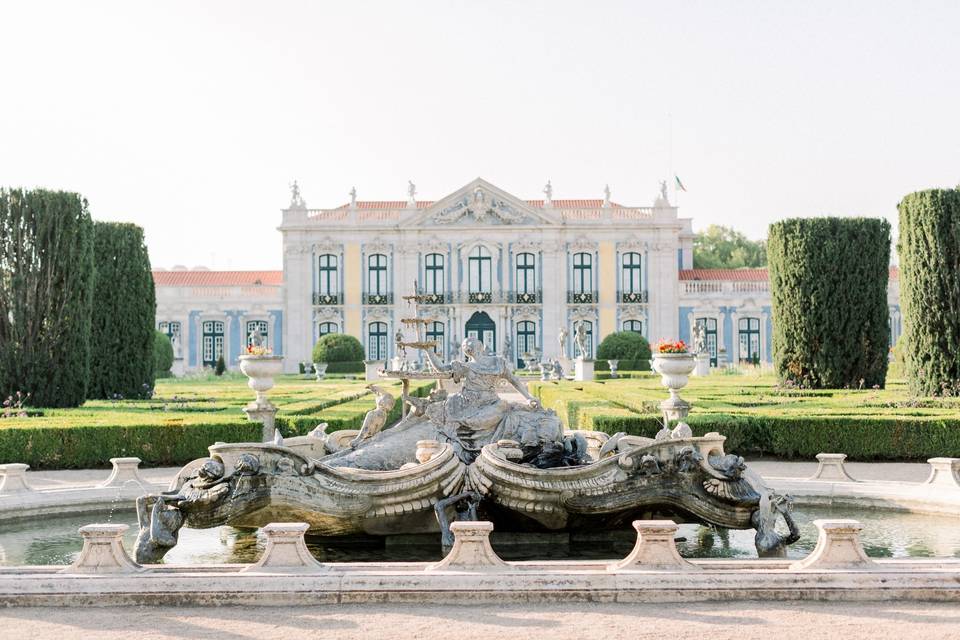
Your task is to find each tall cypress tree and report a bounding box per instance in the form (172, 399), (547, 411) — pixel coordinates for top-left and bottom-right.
(768, 217), (890, 388)
(88, 222), (156, 399)
(0, 189), (95, 407)
(898, 189), (960, 395)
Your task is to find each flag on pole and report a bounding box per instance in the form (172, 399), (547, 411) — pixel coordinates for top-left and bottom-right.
(675, 175), (687, 192)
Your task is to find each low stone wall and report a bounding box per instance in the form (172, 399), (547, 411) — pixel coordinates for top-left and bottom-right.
(1, 519), (959, 606)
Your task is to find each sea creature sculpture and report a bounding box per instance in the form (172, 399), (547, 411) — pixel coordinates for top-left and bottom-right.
(752, 491), (801, 557)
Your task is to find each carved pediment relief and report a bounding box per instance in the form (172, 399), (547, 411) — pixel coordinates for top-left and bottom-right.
(567, 239), (598, 253)
(312, 240), (342, 254)
(568, 307), (597, 322)
(406, 178), (559, 228)
(313, 307), (342, 322)
(619, 307), (648, 322)
(618, 236), (650, 253)
(363, 307), (392, 321)
(364, 241), (392, 254)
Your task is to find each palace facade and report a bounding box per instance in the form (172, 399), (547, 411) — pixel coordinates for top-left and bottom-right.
(153, 178), (903, 373)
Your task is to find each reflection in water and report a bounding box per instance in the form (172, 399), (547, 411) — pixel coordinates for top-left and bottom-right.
(2, 505), (959, 566)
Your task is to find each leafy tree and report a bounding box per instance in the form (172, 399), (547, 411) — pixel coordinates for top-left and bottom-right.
(693, 225), (767, 269)
(214, 354), (226, 376)
(313, 334), (364, 363)
(897, 188), (960, 395)
(88, 222), (156, 399)
(597, 331), (652, 362)
(154, 331), (174, 378)
(0, 189), (95, 407)
(768, 217), (890, 388)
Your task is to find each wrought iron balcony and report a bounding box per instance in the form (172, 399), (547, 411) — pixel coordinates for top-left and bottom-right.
(312, 292), (343, 306)
(468, 292), (493, 304)
(618, 290), (649, 304)
(508, 291), (542, 304)
(363, 292), (394, 305)
(419, 292), (446, 305)
(567, 291), (596, 304)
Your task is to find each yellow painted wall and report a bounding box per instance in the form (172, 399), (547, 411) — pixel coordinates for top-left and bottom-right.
(343, 243), (362, 336)
(598, 241), (616, 337)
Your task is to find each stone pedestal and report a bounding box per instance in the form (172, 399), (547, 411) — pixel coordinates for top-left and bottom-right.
(574, 358), (594, 382)
(0, 463), (33, 495)
(609, 520), (697, 571)
(693, 352), (710, 376)
(426, 521), (507, 572)
(790, 519), (872, 570)
(61, 524), (142, 574)
(808, 453), (857, 481)
(364, 360), (384, 382)
(242, 522), (324, 573)
(925, 457), (960, 488)
(243, 403), (278, 443)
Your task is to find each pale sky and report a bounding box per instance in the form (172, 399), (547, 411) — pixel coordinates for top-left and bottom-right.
(2, 1), (958, 270)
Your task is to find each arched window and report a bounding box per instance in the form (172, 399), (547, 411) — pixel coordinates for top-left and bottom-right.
(317, 322), (338, 338)
(623, 319), (643, 335)
(469, 246), (492, 302)
(426, 321), (445, 358)
(738, 317), (761, 364)
(574, 320), (593, 358)
(368, 321), (388, 360)
(514, 252), (537, 302)
(424, 253), (444, 301)
(367, 253), (389, 304)
(516, 320), (537, 368)
(317, 254), (339, 304)
(246, 320), (269, 348)
(571, 252), (593, 302)
(201, 320), (224, 368)
(620, 252), (644, 302)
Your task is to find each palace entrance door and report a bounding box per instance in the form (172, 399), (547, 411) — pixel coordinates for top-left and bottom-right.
(465, 311), (496, 354)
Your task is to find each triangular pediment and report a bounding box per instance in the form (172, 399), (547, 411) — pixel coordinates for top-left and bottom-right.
(403, 178), (559, 228)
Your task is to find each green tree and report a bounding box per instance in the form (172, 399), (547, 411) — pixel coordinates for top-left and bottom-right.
(693, 225), (767, 269)
(313, 334), (365, 363)
(153, 331), (174, 379)
(897, 188), (960, 395)
(597, 331), (652, 363)
(768, 217), (890, 389)
(214, 354), (226, 376)
(88, 222), (156, 399)
(0, 189), (95, 407)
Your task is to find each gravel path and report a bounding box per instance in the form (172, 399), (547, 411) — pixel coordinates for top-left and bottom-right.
(1, 602), (958, 639)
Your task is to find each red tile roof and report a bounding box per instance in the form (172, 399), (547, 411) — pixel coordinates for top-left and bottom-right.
(681, 267), (900, 282)
(679, 268), (769, 282)
(333, 199), (622, 210)
(153, 270), (283, 287)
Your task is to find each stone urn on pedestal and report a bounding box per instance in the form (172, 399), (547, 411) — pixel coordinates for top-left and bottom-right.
(239, 354), (284, 442)
(313, 362), (328, 381)
(652, 344), (697, 440)
(607, 359), (619, 379)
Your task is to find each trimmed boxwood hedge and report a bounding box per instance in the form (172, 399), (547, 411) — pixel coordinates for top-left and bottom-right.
(325, 361), (364, 374)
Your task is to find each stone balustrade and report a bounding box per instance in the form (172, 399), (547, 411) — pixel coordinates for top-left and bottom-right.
(808, 453), (857, 481)
(242, 522), (325, 573)
(609, 520), (697, 572)
(60, 524), (142, 574)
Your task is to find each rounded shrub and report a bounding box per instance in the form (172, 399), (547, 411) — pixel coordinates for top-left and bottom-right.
(154, 331), (174, 378)
(898, 188), (960, 395)
(597, 331), (652, 362)
(313, 334), (365, 363)
(768, 217), (890, 389)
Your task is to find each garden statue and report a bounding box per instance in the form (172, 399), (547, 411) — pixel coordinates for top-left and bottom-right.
(350, 385), (396, 448)
(249, 328), (265, 348)
(752, 491), (801, 557)
(692, 323), (706, 354)
(543, 179), (553, 203)
(574, 321), (589, 359)
(551, 358), (564, 380)
(557, 326), (568, 356)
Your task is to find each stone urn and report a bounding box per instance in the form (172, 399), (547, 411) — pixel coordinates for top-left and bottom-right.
(607, 359), (619, 378)
(239, 355), (284, 409)
(313, 362), (328, 381)
(652, 351), (697, 439)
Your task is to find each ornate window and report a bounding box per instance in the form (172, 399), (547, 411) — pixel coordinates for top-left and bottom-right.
(426, 321), (445, 358)
(619, 252), (646, 303)
(315, 254), (339, 305)
(366, 254), (390, 304)
(158, 321), (182, 356)
(623, 319), (644, 335)
(317, 322), (338, 339)
(574, 320), (593, 359)
(738, 317), (761, 364)
(514, 252), (538, 303)
(201, 320), (224, 368)
(246, 320), (268, 348)
(424, 253), (445, 303)
(696, 318), (718, 367)
(468, 246), (492, 303)
(368, 321), (388, 360)
(570, 252), (594, 303)
(516, 320), (537, 368)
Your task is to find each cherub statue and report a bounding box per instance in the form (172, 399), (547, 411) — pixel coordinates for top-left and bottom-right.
(350, 385), (396, 447)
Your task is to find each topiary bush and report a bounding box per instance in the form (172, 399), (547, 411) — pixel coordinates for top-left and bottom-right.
(0, 188), (95, 407)
(154, 331), (174, 378)
(313, 334), (365, 363)
(897, 188), (960, 396)
(214, 354), (226, 376)
(597, 331), (652, 363)
(88, 222), (156, 399)
(767, 217), (890, 389)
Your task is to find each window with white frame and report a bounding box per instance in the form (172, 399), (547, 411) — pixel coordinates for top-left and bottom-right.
(620, 252), (644, 302)
(515, 252), (536, 295)
(424, 253), (444, 299)
(738, 317), (761, 364)
(572, 252), (593, 300)
(318, 322), (339, 338)
(201, 320), (224, 368)
(623, 319), (643, 335)
(426, 321), (445, 358)
(367, 254), (388, 296)
(368, 321), (388, 360)
(246, 320), (268, 348)
(469, 246), (492, 293)
(317, 254), (339, 303)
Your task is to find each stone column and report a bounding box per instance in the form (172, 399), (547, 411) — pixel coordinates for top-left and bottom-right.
(243, 405), (278, 443)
